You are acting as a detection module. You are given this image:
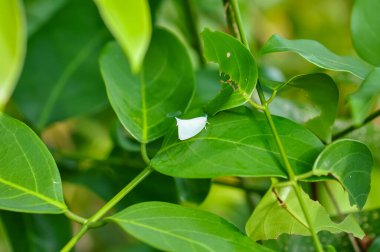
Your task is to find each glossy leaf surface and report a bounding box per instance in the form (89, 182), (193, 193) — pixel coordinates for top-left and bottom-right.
(202, 29), (258, 112)
(0, 114), (66, 213)
(246, 186), (364, 241)
(94, 0), (151, 73)
(260, 35), (372, 79)
(278, 74), (339, 143)
(0, 0), (26, 111)
(100, 28), (194, 143)
(313, 139), (373, 209)
(349, 67), (380, 125)
(13, 0), (109, 130)
(108, 201), (273, 252)
(152, 107), (324, 178)
(351, 0), (380, 66)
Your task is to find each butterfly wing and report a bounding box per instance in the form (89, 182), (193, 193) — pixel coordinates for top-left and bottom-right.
(176, 116), (207, 140)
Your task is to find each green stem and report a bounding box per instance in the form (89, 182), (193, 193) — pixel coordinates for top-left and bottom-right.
(183, 0), (206, 66)
(229, 0), (249, 47)
(294, 171), (315, 181)
(64, 210), (87, 225)
(226, 1), (324, 250)
(332, 109), (380, 140)
(61, 166), (154, 252)
(141, 143), (150, 164)
(259, 83), (324, 252)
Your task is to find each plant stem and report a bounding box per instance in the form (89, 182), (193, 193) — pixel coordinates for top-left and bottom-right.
(64, 210), (87, 224)
(332, 109), (380, 140)
(183, 0), (206, 66)
(229, 0), (249, 47)
(61, 166), (153, 252)
(141, 143), (150, 164)
(294, 171), (315, 181)
(226, 1), (324, 250)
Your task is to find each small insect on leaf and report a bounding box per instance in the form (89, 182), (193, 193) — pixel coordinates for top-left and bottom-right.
(175, 116), (208, 140)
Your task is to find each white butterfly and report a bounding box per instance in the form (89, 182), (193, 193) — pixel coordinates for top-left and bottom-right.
(175, 115), (208, 140)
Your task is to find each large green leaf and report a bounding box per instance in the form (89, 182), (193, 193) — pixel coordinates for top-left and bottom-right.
(151, 107), (324, 178)
(260, 35), (372, 79)
(0, 114), (66, 213)
(245, 186), (364, 241)
(0, 0), (26, 111)
(94, 0), (151, 73)
(351, 0), (380, 66)
(100, 28), (194, 143)
(313, 139), (373, 209)
(349, 67), (380, 125)
(13, 0), (109, 130)
(1, 211), (71, 252)
(201, 29), (258, 113)
(275, 74), (339, 143)
(108, 201), (273, 252)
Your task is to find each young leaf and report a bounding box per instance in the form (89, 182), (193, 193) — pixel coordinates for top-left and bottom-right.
(277, 74), (339, 143)
(107, 201), (273, 252)
(100, 28), (195, 143)
(0, 0), (26, 111)
(245, 186), (365, 241)
(202, 29), (258, 112)
(349, 67), (380, 125)
(0, 114), (66, 213)
(351, 0), (380, 66)
(94, 0), (151, 73)
(13, 0), (109, 130)
(313, 139), (373, 209)
(260, 35), (372, 79)
(151, 107), (324, 178)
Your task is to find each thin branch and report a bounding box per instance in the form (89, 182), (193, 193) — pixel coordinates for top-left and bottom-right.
(333, 109), (380, 140)
(61, 166), (153, 251)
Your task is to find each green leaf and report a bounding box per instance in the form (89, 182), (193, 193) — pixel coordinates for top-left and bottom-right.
(201, 29), (258, 112)
(151, 107), (324, 178)
(189, 69), (220, 111)
(260, 34), (372, 79)
(351, 0), (380, 66)
(108, 201), (273, 252)
(245, 186), (364, 241)
(313, 139), (373, 209)
(264, 232), (353, 252)
(0, 0), (26, 111)
(13, 0), (109, 130)
(100, 28), (195, 143)
(349, 67), (380, 125)
(280, 74), (339, 143)
(1, 211), (71, 252)
(94, 0), (151, 73)
(0, 114), (66, 213)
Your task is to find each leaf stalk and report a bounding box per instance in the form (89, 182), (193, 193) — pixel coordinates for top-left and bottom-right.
(61, 166), (153, 251)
